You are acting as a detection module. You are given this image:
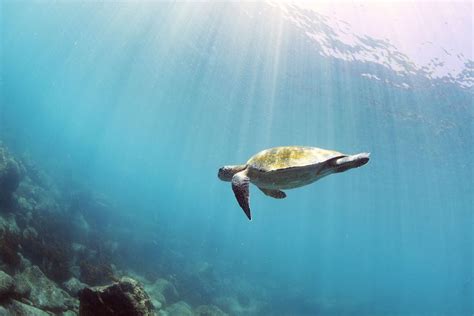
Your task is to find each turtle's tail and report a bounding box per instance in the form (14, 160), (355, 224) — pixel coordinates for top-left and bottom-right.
(334, 152), (370, 172)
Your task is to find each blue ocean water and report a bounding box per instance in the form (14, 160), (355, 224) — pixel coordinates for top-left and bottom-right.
(1, 2), (472, 315)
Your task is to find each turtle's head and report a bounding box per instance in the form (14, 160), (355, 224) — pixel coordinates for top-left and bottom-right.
(218, 165), (247, 182)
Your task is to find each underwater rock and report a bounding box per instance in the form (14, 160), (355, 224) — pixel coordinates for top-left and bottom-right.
(69, 191), (115, 230)
(79, 260), (114, 286)
(194, 304), (229, 316)
(63, 277), (88, 297)
(214, 296), (260, 316)
(0, 217), (21, 272)
(14, 181), (40, 213)
(70, 265), (81, 280)
(154, 291), (167, 307)
(2, 299), (50, 316)
(22, 226), (38, 240)
(16, 253), (32, 272)
(75, 232), (120, 286)
(20, 153), (60, 198)
(20, 212), (74, 282)
(0, 228), (22, 271)
(0, 147), (21, 204)
(71, 242), (87, 254)
(15, 195), (35, 213)
(17, 253), (32, 271)
(146, 278), (179, 306)
(14, 265), (76, 312)
(160, 301), (193, 316)
(78, 276), (153, 316)
(71, 213), (91, 236)
(128, 273), (165, 310)
(150, 298), (163, 311)
(14, 176), (60, 215)
(0, 270), (14, 299)
(12, 274), (31, 298)
(0, 214), (20, 234)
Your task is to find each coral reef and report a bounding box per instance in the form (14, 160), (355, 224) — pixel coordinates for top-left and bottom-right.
(78, 277), (154, 316)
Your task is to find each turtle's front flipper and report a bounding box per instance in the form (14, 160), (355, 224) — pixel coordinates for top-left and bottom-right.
(231, 171), (251, 220)
(258, 187), (286, 199)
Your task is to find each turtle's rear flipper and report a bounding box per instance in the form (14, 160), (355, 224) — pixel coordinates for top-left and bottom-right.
(259, 187), (286, 199)
(232, 171), (252, 220)
(334, 153), (370, 172)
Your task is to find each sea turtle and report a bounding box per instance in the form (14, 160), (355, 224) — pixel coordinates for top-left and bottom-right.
(218, 146), (370, 220)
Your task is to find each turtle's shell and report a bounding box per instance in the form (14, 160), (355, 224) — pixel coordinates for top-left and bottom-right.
(247, 146), (344, 172)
